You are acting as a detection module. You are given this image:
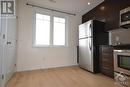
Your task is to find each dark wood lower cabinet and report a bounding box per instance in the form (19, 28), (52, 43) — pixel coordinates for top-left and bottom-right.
(99, 45), (114, 78)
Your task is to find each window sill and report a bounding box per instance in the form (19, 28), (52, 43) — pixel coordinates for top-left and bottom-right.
(32, 44), (68, 48)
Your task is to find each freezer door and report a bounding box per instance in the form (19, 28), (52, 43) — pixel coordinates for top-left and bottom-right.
(88, 21), (93, 37)
(79, 23), (87, 39)
(79, 38), (93, 72)
(79, 20), (92, 39)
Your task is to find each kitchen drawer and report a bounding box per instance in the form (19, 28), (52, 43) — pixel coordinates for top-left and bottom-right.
(101, 66), (113, 71)
(100, 64), (113, 70)
(101, 66), (114, 78)
(101, 57), (113, 64)
(101, 54), (113, 61)
(102, 52), (113, 57)
(99, 45), (114, 78)
(101, 62), (113, 68)
(102, 48), (112, 53)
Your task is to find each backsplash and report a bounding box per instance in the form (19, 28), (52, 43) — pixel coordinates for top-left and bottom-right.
(109, 28), (130, 46)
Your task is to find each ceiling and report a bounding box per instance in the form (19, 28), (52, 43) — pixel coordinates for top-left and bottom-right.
(27, 0), (104, 15)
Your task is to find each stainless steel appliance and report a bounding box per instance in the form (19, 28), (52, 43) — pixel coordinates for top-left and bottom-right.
(120, 7), (130, 28)
(79, 20), (108, 73)
(114, 50), (130, 75)
(114, 50), (130, 87)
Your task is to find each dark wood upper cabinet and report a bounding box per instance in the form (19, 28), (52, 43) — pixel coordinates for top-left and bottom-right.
(82, 0), (130, 31)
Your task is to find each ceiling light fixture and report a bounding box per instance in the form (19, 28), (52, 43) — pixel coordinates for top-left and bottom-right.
(100, 6), (105, 11)
(88, 2), (90, 5)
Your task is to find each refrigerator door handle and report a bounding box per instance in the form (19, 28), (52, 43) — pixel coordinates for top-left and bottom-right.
(89, 38), (92, 50)
(89, 24), (92, 37)
(89, 24), (92, 50)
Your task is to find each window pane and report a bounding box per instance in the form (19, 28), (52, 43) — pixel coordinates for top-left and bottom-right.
(53, 17), (66, 45)
(36, 13), (50, 45)
(36, 13), (50, 21)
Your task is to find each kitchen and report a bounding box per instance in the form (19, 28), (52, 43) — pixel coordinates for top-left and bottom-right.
(0, 0), (130, 87)
(80, 0), (130, 86)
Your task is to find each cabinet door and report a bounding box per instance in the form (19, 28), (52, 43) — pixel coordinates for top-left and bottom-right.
(100, 46), (114, 78)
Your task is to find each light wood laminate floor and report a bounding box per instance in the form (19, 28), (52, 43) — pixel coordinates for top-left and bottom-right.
(6, 67), (120, 87)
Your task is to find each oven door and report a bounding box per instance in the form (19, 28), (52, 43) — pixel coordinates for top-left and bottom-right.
(114, 50), (130, 75)
(117, 55), (130, 70)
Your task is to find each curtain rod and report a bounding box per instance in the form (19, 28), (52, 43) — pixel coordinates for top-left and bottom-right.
(26, 3), (76, 16)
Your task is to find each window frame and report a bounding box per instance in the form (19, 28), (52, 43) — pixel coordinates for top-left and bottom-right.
(33, 8), (68, 47)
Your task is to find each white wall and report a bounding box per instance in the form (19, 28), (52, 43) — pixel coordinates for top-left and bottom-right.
(17, 0), (81, 71)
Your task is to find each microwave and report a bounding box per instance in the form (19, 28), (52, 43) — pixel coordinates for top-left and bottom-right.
(120, 7), (130, 28)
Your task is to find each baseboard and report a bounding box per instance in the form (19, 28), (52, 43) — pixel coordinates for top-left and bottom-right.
(16, 65), (79, 73)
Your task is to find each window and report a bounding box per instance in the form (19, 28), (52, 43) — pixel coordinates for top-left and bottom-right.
(53, 17), (66, 45)
(36, 13), (50, 45)
(34, 10), (67, 47)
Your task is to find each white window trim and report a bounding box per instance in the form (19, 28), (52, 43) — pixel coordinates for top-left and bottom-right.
(32, 8), (69, 48)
